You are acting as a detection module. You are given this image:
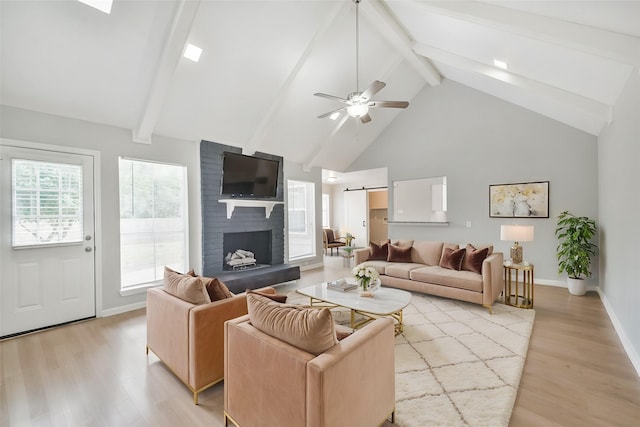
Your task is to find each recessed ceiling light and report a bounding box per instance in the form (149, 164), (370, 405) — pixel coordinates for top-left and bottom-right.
(493, 59), (508, 70)
(184, 43), (203, 63)
(77, 0), (113, 14)
(329, 112), (340, 120)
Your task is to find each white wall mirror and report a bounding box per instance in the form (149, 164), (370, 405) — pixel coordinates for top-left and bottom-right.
(392, 176), (447, 223)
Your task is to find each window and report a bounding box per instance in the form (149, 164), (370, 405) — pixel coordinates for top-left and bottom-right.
(119, 158), (188, 289)
(287, 180), (315, 260)
(12, 159), (83, 247)
(322, 193), (330, 228)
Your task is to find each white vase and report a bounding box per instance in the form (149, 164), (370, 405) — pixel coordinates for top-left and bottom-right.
(567, 277), (587, 296)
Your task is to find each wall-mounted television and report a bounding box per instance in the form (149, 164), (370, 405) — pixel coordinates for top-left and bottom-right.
(221, 152), (279, 198)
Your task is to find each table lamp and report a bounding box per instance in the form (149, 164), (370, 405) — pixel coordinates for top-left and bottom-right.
(500, 225), (534, 264)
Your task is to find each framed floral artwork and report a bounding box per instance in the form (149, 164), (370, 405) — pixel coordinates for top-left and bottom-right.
(489, 181), (549, 218)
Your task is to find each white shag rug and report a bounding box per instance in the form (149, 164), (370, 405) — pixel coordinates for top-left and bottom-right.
(289, 291), (535, 427)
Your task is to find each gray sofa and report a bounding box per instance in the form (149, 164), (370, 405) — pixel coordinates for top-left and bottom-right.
(354, 240), (504, 312)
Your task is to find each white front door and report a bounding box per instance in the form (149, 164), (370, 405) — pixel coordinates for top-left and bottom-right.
(0, 145), (96, 337)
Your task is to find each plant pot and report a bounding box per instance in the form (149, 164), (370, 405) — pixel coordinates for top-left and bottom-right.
(567, 277), (587, 296)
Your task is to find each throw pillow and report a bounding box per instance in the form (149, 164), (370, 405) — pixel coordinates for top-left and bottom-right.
(369, 240), (390, 260)
(387, 244), (413, 263)
(163, 267), (211, 305)
(462, 244), (490, 274)
(247, 289), (288, 303)
(439, 247), (466, 271)
(247, 293), (337, 356)
(199, 276), (233, 301)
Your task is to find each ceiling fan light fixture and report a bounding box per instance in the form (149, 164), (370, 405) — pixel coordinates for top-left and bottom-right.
(329, 111), (341, 120)
(347, 104), (369, 118)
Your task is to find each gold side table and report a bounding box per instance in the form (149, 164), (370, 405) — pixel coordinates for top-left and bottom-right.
(503, 263), (534, 309)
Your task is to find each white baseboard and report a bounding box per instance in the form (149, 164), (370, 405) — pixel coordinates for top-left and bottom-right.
(99, 301), (146, 317)
(534, 278), (566, 287)
(598, 290), (640, 379)
(299, 262), (324, 272)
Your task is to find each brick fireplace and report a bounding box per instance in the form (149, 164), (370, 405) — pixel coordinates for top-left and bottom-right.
(200, 140), (299, 292)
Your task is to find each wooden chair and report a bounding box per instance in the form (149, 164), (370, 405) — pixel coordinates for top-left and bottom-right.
(322, 228), (346, 255)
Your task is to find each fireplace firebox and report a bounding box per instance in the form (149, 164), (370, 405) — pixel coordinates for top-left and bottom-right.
(222, 230), (272, 271)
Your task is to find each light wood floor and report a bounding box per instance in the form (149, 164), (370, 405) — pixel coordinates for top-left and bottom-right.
(2, 256), (639, 426)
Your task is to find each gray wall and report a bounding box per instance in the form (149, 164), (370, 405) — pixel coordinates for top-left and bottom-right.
(349, 79), (599, 283)
(0, 105), (202, 312)
(598, 69), (640, 369)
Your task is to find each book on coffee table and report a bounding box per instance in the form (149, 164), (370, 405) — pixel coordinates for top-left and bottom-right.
(327, 279), (357, 292)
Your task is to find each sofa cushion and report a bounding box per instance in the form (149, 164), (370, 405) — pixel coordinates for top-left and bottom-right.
(411, 241), (445, 266)
(247, 289), (288, 303)
(391, 239), (414, 248)
(163, 267), (211, 305)
(439, 243), (460, 265)
(199, 276), (234, 301)
(439, 247), (466, 271)
(462, 244), (490, 274)
(388, 244), (413, 262)
(362, 260), (392, 275)
(410, 266), (483, 292)
(369, 240), (390, 260)
(247, 293), (337, 356)
(385, 263), (426, 279)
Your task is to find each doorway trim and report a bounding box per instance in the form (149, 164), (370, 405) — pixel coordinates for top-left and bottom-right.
(0, 138), (104, 316)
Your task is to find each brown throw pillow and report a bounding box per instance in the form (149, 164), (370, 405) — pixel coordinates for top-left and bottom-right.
(198, 276), (233, 301)
(163, 267), (211, 305)
(247, 293), (337, 356)
(369, 240), (390, 260)
(247, 289), (288, 303)
(387, 244), (413, 263)
(462, 244), (490, 274)
(439, 247), (466, 271)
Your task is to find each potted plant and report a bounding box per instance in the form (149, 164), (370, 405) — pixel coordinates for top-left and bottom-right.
(555, 211), (598, 295)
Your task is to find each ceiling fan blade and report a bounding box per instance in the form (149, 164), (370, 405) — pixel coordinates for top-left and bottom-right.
(360, 113), (372, 124)
(318, 107), (346, 119)
(370, 100), (409, 109)
(361, 80), (386, 101)
(314, 93), (350, 103)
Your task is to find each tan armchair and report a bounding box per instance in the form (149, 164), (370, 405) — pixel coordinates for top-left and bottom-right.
(146, 286), (276, 404)
(224, 315), (396, 427)
(322, 228), (346, 255)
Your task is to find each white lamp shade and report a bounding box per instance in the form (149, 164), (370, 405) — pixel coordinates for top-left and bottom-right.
(500, 225), (534, 242)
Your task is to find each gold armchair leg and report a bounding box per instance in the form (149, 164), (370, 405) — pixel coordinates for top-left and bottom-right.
(145, 345), (149, 355)
(483, 304), (493, 315)
(193, 390), (199, 405)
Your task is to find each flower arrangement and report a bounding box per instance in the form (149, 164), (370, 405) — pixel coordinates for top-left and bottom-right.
(352, 263), (379, 290)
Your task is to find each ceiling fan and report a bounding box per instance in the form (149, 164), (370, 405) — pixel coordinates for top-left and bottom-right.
(314, 0), (409, 124)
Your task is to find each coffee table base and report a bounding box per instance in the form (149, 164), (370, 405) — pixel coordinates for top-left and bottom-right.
(305, 296), (405, 336)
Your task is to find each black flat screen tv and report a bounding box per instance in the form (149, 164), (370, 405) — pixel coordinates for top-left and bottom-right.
(221, 152), (279, 198)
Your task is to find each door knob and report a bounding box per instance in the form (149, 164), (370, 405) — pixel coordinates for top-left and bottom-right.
(85, 247), (93, 252)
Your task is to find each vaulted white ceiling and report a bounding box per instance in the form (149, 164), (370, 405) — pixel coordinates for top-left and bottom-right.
(2, 1), (639, 172)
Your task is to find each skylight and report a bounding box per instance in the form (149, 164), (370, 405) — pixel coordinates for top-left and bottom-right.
(493, 59), (508, 70)
(184, 43), (203, 63)
(77, 0), (113, 14)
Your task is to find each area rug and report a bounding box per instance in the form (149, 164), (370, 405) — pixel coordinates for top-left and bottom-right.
(289, 291), (535, 427)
